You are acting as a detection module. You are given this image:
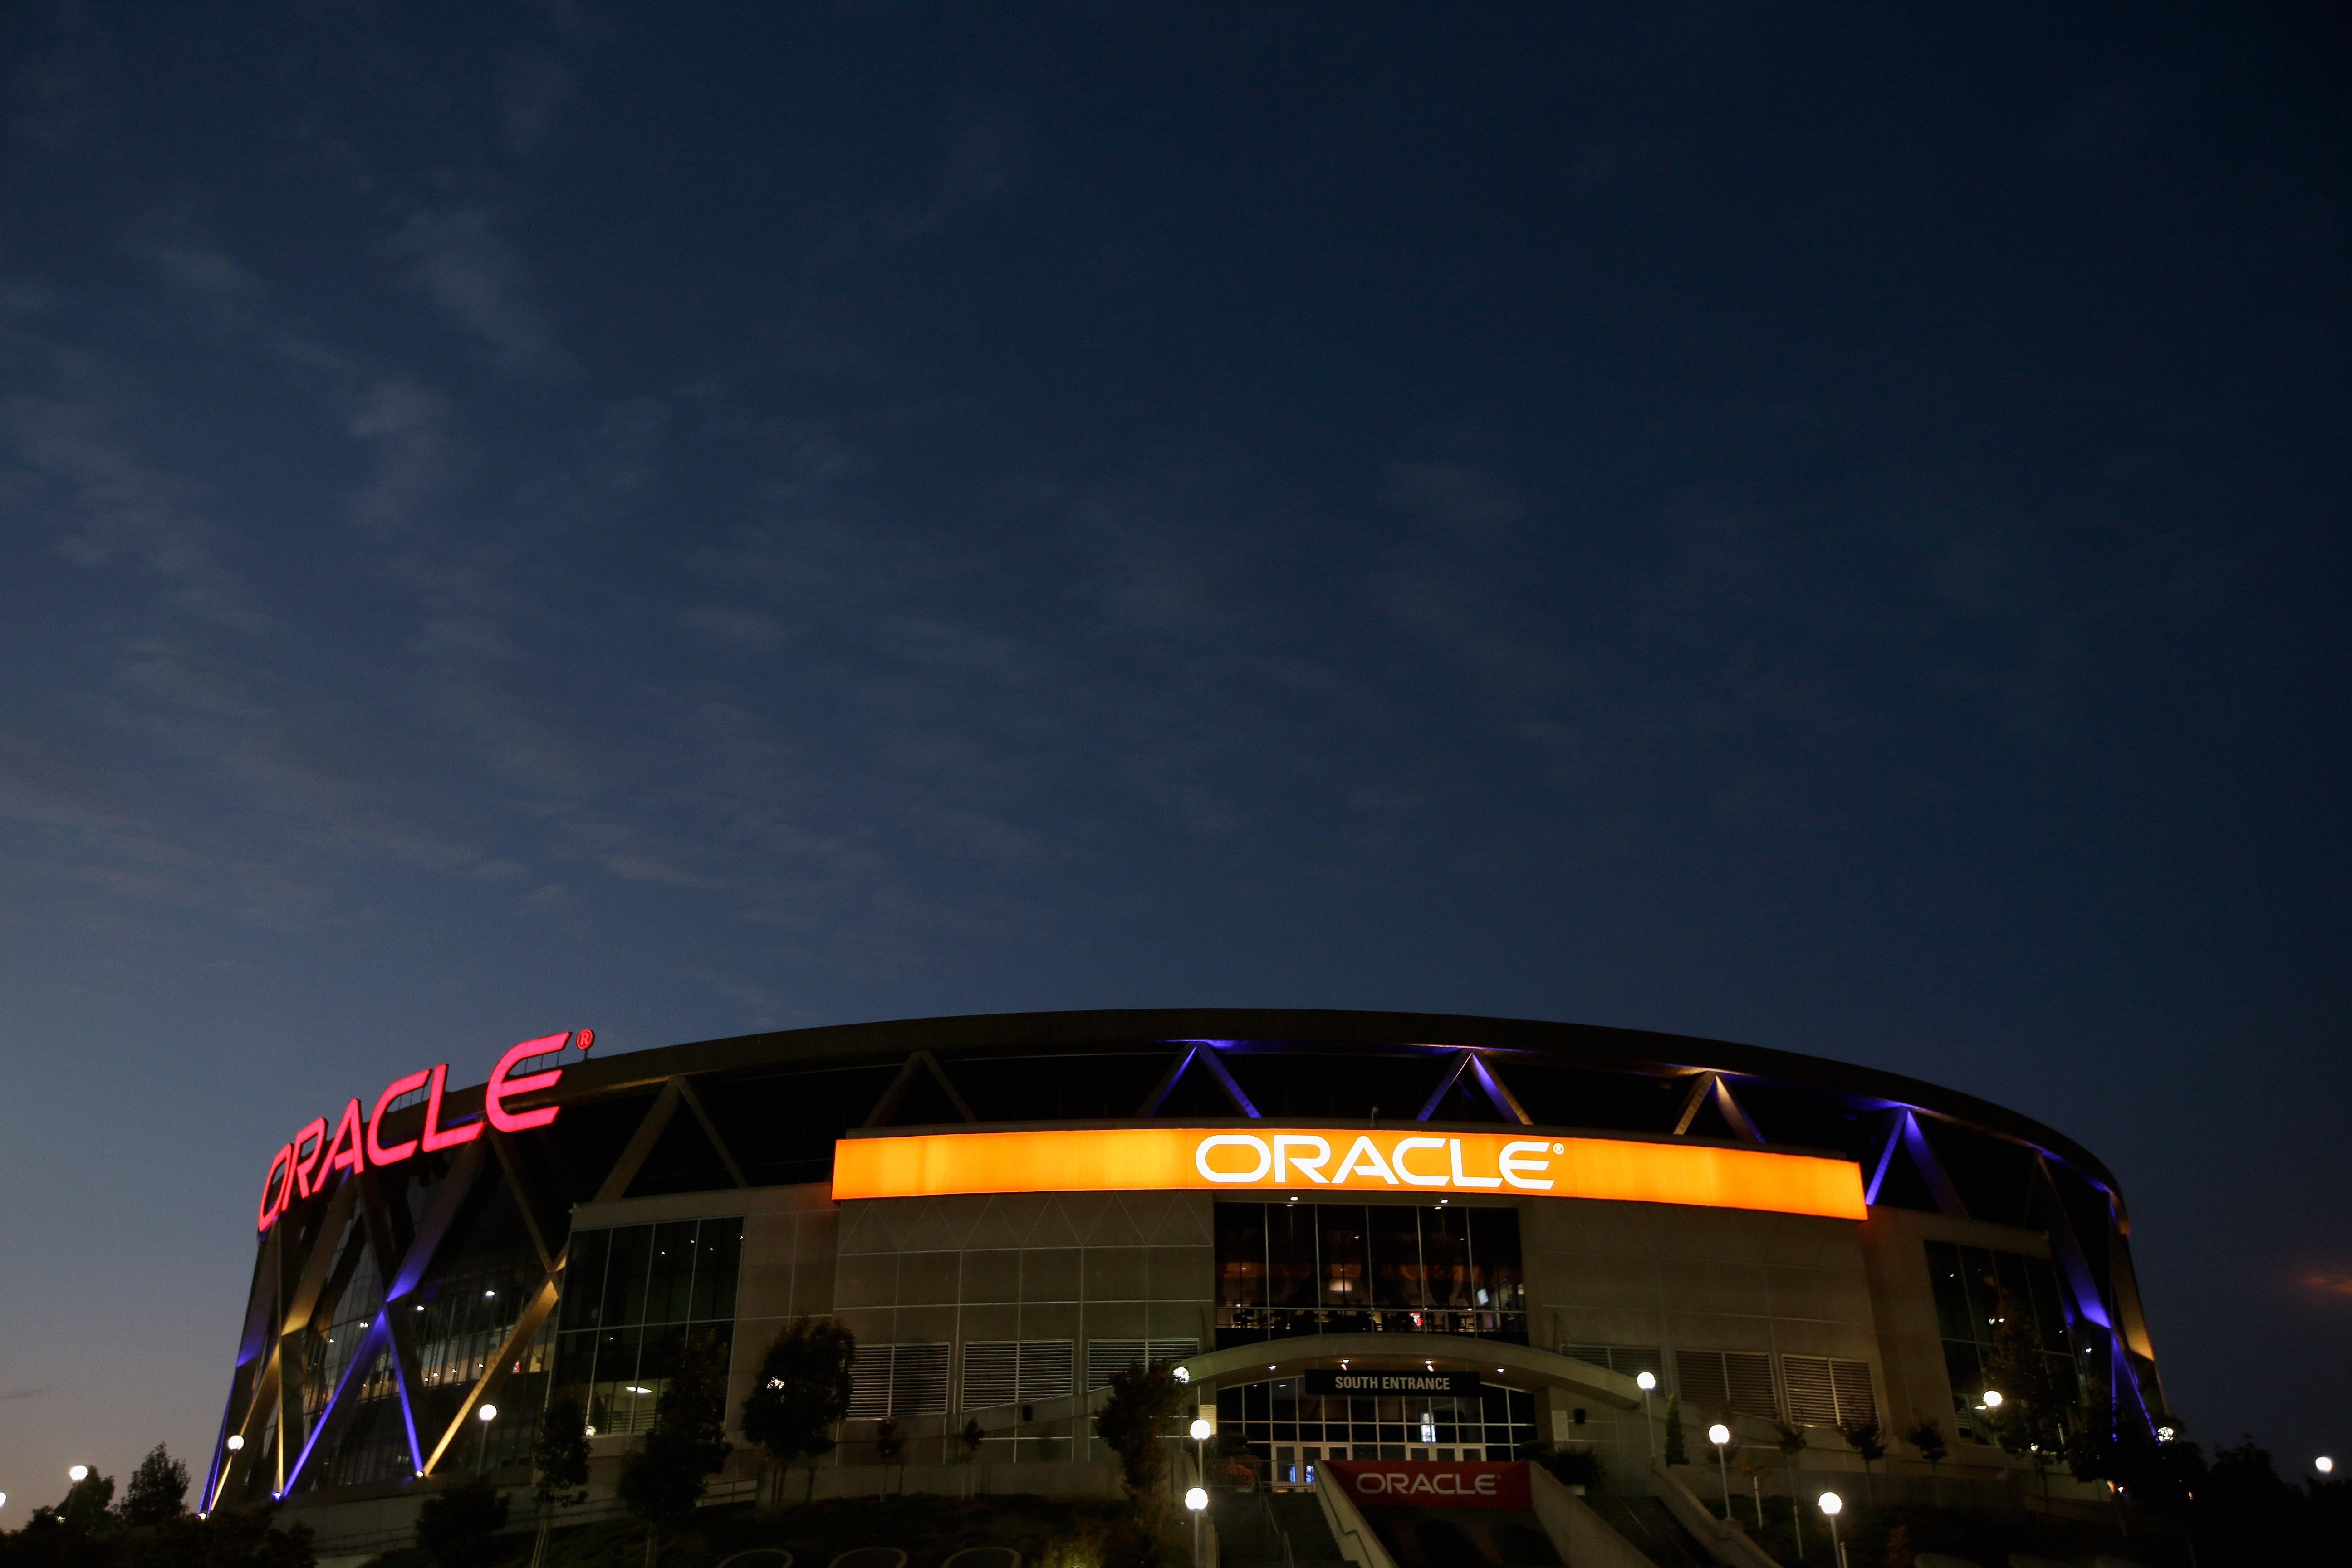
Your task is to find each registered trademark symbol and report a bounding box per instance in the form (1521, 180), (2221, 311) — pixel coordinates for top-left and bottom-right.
(1553, 1142), (1564, 1153)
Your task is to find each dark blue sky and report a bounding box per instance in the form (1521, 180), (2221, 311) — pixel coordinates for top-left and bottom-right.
(1, 1), (2347, 1502)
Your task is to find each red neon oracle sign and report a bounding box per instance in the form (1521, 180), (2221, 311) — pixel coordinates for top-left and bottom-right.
(256, 1029), (593, 1233)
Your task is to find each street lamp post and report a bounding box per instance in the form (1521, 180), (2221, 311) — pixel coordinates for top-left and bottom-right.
(1708, 1425), (1733, 1519)
(1818, 1492), (1845, 1568)
(1185, 1485), (1209, 1567)
(1636, 1372), (1657, 1461)
(475, 1402), (499, 1471)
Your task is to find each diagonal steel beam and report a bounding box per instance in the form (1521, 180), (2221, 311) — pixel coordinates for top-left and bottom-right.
(1134, 1045), (1199, 1116)
(421, 1274), (562, 1475)
(1469, 1054), (1534, 1125)
(675, 1076), (752, 1187)
(1191, 1044), (1262, 1117)
(1710, 1078), (1765, 1143)
(1671, 1073), (1717, 1135)
(596, 1079), (685, 1201)
(1415, 1051), (1476, 1120)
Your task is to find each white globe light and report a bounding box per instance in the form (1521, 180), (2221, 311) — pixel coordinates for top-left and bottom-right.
(1980, 1389), (2004, 1410)
(69, 1466), (89, 1483)
(226, 1435), (245, 1452)
(2156, 1426), (2176, 1443)
(1190, 1418), (1214, 1442)
(477, 1404), (498, 1422)
(0, 1493), (9, 1511)
(1636, 1372), (1656, 1392)
(1184, 1486), (1209, 1513)
(1172, 1366), (1191, 1384)
(2318, 1455), (2335, 1475)
(1708, 1424), (1731, 1446)
(584, 1426), (597, 1437)
(1817, 1492), (1842, 1517)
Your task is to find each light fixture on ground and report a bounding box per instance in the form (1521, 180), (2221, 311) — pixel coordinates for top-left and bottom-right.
(474, 1401), (498, 1470)
(1636, 1371), (1657, 1460)
(1818, 1492), (1845, 1568)
(1709, 1424), (1734, 1516)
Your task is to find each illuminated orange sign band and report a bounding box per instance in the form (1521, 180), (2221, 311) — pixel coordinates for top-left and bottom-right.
(830, 1126), (1867, 1220)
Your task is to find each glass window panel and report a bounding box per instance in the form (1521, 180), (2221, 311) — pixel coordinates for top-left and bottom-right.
(647, 1221), (699, 1324)
(1368, 1206), (1423, 1308)
(1267, 1204), (1319, 1308)
(1215, 1204), (1268, 1308)
(1423, 1207), (1472, 1308)
(1468, 1207), (1523, 1310)
(602, 1226), (654, 1328)
(561, 1230), (611, 1331)
(1318, 1207), (1367, 1309)
(689, 1219), (743, 1321)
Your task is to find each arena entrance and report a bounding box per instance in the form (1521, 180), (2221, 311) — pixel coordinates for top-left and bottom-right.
(1171, 1334), (1641, 1489)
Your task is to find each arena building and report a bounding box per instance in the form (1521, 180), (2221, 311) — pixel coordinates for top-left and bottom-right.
(204, 1009), (2163, 1547)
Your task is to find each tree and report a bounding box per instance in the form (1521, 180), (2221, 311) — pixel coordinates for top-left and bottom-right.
(116, 1502), (318, 1568)
(618, 1331), (735, 1568)
(1662, 1397), (1688, 1466)
(415, 1476), (511, 1568)
(1840, 1418), (1886, 1504)
(1980, 1286), (2065, 1508)
(529, 1394), (593, 1568)
(1773, 1421), (1809, 1561)
(1093, 1360), (1186, 1504)
(59, 1475), (116, 1534)
(1903, 1416), (1947, 1469)
(739, 1318), (857, 1507)
(118, 1446), (189, 1529)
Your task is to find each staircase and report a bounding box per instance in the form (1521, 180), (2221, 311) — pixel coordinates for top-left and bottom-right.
(1583, 1494), (1713, 1568)
(1209, 1488), (1351, 1568)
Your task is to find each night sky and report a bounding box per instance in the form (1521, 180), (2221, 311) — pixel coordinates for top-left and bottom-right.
(2, 1), (2347, 1507)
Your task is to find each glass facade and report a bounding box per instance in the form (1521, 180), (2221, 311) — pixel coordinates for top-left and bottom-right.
(1217, 1378), (1539, 1484)
(1215, 1201), (1526, 1345)
(1924, 1240), (2086, 1440)
(552, 1218), (743, 1436)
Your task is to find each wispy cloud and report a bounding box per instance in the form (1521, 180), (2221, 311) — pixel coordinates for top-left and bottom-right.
(388, 207), (563, 377)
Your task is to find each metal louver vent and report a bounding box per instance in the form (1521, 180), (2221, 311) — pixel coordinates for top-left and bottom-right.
(1676, 1349), (1778, 1419)
(1085, 1338), (1200, 1390)
(1781, 1354), (1877, 1427)
(848, 1343), (951, 1419)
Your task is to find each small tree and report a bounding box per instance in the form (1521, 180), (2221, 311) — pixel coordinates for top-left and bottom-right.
(416, 1475), (511, 1568)
(118, 1445), (190, 1528)
(1981, 1286), (2065, 1510)
(739, 1317), (858, 1507)
(1662, 1396), (1688, 1465)
(618, 1332), (736, 1568)
(1093, 1360), (1186, 1504)
(59, 1473), (116, 1533)
(1904, 1415), (1947, 1468)
(1840, 1418), (1886, 1504)
(530, 1394), (593, 1568)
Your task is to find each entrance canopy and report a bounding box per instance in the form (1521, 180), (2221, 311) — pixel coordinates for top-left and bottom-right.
(1171, 1333), (1642, 1410)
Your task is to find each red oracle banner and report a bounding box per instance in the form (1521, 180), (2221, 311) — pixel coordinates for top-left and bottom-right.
(1324, 1460), (1532, 1510)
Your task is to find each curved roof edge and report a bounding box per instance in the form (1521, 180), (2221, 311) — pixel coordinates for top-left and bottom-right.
(517, 1006), (2120, 1197)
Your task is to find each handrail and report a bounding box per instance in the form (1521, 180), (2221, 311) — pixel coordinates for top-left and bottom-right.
(1648, 1460), (1782, 1568)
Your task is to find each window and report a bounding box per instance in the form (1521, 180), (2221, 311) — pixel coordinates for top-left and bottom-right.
(1214, 1203), (1526, 1344)
(849, 1343), (951, 1419)
(1782, 1356), (1877, 1429)
(1219, 1377), (1538, 1469)
(1086, 1339), (1201, 1391)
(552, 1217), (742, 1436)
(1561, 1343), (1666, 1386)
(1675, 1349), (1777, 1420)
(1922, 1240), (2078, 1439)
